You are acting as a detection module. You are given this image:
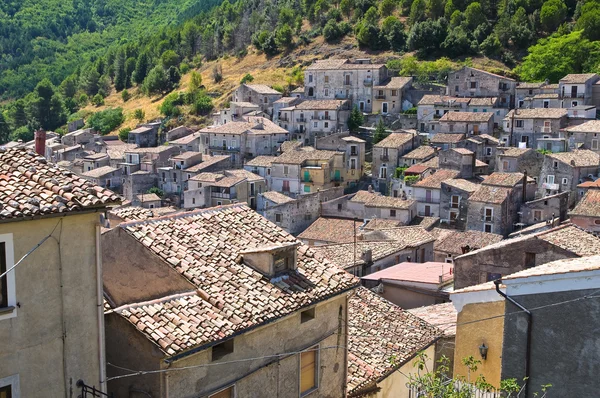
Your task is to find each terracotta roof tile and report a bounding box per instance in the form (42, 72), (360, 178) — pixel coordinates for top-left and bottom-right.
(434, 230), (503, 256)
(261, 191), (295, 205)
(0, 148), (120, 219)
(245, 156), (277, 167)
(244, 84), (282, 95)
(468, 185), (512, 204)
(402, 146), (436, 160)
(347, 287), (441, 396)
(313, 241), (408, 269)
(294, 100), (349, 110)
(442, 179), (480, 192)
(364, 196), (416, 210)
(363, 218), (402, 230)
(298, 217), (361, 243)
(183, 155), (231, 173)
(547, 150), (600, 168)
(413, 169), (460, 189)
(349, 190), (381, 203)
(537, 225), (600, 256)
(374, 77), (412, 89)
(363, 226), (436, 247)
(114, 205), (359, 356)
(559, 73), (598, 84)
(109, 206), (180, 222)
(439, 112), (493, 123)
(408, 302), (457, 337)
(81, 166), (119, 179)
(374, 133), (414, 148)
(570, 190), (600, 217)
(482, 172), (525, 187)
(497, 147), (533, 157)
(362, 261), (453, 284)
(430, 133), (466, 144)
(565, 120), (600, 133)
(506, 108), (568, 119)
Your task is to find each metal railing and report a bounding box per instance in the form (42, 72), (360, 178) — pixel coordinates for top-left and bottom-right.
(415, 197), (439, 204)
(296, 118), (307, 122)
(375, 95), (386, 100)
(208, 146), (240, 152)
(380, 154), (389, 161)
(77, 380), (114, 398)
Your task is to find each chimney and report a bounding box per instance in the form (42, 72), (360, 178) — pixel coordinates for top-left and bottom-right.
(522, 170), (528, 203)
(361, 249), (372, 263)
(368, 185), (373, 193)
(35, 129), (46, 156)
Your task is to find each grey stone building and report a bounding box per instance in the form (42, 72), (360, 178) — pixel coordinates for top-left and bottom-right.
(399, 145), (437, 166)
(519, 191), (569, 227)
(128, 122), (161, 147)
(538, 149), (600, 205)
(495, 147), (544, 179)
(453, 223), (600, 289)
(564, 119), (600, 154)
(316, 132), (366, 188)
(372, 76), (413, 115)
(122, 171), (158, 202)
(438, 148), (476, 179)
(558, 73), (600, 106)
(372, 132), (419, 191)
(447, 66), (516, 108)
(466, 172), (536, 236)
(304, 58), (388, 113)
(429, 133), (466, 150)
(502, 108), (568, 148)
(233, 84), (283, 115)
(462, 134), (500, 171)
(81, 166), (123, 192)
(438, 111), (494, 136)
(439, 179), (480, 229)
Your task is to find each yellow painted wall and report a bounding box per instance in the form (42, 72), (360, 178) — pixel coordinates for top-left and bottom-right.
(453, 301), (505, 388)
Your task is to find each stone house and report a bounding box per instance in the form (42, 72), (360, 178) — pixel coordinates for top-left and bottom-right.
(463, 134), (500, 171)
(438, 111), (494, 136)
(243, 155), (276, 188)
(502, 108), (568, 148)
(169, 132), (203, 152)
(304, 58), (388, 113)
(363, 195), (417, 224)
(198, 117), (289, 166)
(466, 97), (507, 127)
(558, 73), (600, 106)
(103, 204), (359, 398)
(361, 261), (453, 309)
(433, 230), (503, 264)
(320, 189), (381, 220)
(0, 149), (120, 397)
(372, 132), (419, 189)
(438, 148), (476, 178)
(564, 119), (600, 153)
(298, 217), (364, 246)
(453, 223), (600, 289)
(214, 102), (261, 125)
(277, 99), (351, 145)
(399, 145), (437, 166)
(412, 169), (461, 217)
(466, 172), (536, 236)
(233, 84), (283, 115)
(538, 149), (600, 205)
(157, 151), (204, 196)
(439, 178), (480, 229)
(569, 189), (600, 232)
(520, 191), (569, 227)
(360, 226), (437, 265)
(515, 81), (553, 108)
(429, 133), (466, 150)
(81, 165), (123, 192)
(124, 145), (181, 174)
(372, 76), (413, 115)
(447, 66), (516, 108)
(417, 95), (470, 134)
(272, 97), (302, 124)
(132, 193), (162, 208)
(122, 171), (158, 202)
(259, 187), (345, 235)
(452, 256), (600, 397)
(183, 169), (266, 209)
(495, 147), (544, 179)
(164, 125), (193, 142)
(61, 127), (95, 147)
(316, 132), (366, 188)
(82, 152), (110, 172)
(127, 123), (160, 147)
(347, 288), (440, 398)
(55, 145), (85, 162)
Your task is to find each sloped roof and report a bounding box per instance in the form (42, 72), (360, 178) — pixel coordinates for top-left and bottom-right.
(559, 73), (599, 84)
(570, 189), (600, 218)
(347, 287), (440, 396)
(364, 196), (416, 210)
(112, 205), (359, 357)
(468, 185), (512, 204)
(362, 261), (453, 285)
(482, 172), (525, 187)
(261, 191), (295, 205)
(439, 112), (493, 123)
(244, 84), (282, 95)
(363, 226), (436, 247)
(408, 302), (457, 337)
(298, 217), (362, 243)
(0, 148), (120, 220)
(413, 169), (460, 189)
(506, 108), (568, 119)
(547, 149), (599, 168)
(313, 241), (408, 269)
(503, 255), (600, 280)
(374, 133), (414, 148)
(430, 133), (466, 144)
(402, 146), (436, 160)
(442, 179), (480, 192)
(564, 120), (600, 133)
(434, 230), (503, 256)
(245, 156), (277, 167)
(497, 147), (532, 158)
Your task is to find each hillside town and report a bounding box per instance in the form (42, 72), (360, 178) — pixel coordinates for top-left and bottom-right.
(2, 60), (600, 397)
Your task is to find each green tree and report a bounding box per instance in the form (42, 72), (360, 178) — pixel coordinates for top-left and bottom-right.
(92, 94), (105, 106)
(133, 52), (150, 85)
(60, 74), (78, 99)
(143, 66), (168, 95)
(382, 17), (407, 52)
(275, 24), (294, 50)
(444, 0), (457, 19)
(114, 49), (127, 91)
(0, 112), (11, 144)
(121, 89), (131, 102)
(118, 127), (131, 142)
(11, 126), (34, 143)
(464, 2), (486, 29)
(125, 57), (136, 88)
(408, 19), (448, 54)
(133, 109), (146, 122)
(147, 187), (164, 197)
(347, 106), (364, 133)
(161, 50), (180, 69)
(340, 0), (353, 18)
(373, 119), (387, 144)
(240, 73), (254, 84)
(181, 21), (200, 57)
(26, 79), (66, 130)
(379, 0), (396, 16)
(540, 0), (567, 32)
(410, 0), (427, 23)
(427, 0), (445, 19)
(86, 108), (125, 135)
(191, 94), (214, 116)
(79, 67), (101, 96)
(576, 2), (600, 40)
(481, 33), (503, 55)
(364, 6), (380, 25)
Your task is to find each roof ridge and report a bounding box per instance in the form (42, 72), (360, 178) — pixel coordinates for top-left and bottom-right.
(112, 291), (198, 313)
(119, 203), (248, 228)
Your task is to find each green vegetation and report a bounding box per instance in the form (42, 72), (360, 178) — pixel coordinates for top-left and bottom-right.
(373, 119), (388, 144)
(147, 187), (165, 197)
(118, 127), (131, 142)
(348, 106), (364, 133)
(86, 108), (125, 135)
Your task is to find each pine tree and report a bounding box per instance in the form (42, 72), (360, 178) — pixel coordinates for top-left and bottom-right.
(133, 52), (149, 85)
(373, 118), (387, 144)
(347, 105), (364, 133)
(114, 49), (127, 91)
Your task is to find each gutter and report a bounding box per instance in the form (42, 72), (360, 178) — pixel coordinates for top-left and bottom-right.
(96, 224), (108, 393)
(494, 279), (531, 397)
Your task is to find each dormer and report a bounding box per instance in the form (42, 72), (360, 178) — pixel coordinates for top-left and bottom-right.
(238, 242), (300, 278)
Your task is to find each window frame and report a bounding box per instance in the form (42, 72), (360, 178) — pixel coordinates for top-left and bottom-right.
(0, 235), (16, 321)
(209, 385), (235, 398)
(0, 374), (19, 398)
(299, 345), (320, 397)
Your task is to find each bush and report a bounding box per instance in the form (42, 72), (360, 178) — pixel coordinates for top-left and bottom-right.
(121, 89), (131, 102)
(11, 126), (34, 142)
(118, 127), (131, 142)
(133, 109), (145, 122)
(212, 64), (223, 83)
(147, 187), (164, 197)
(272, 84), (285, 93)
(92, 94), (105, 106)
(160, 92), (185, 117)
(179, 62), (191, 74)
(240, 73), (254, 84)
(86, 108), (125, 135)
(78, 93), (89, 107)
(404, 175), (419, 186)
(191, 95), (214, 116)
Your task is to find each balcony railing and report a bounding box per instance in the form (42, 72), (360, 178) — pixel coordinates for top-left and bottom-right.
(543, 182), (560, 190)
(279, 116), (289, 122)
(211, 192), (233, 199)
(297, 118), (307, 123)
(209, 146), (240, 152)
(375, 95), (386, 100)
(380, 154), (389, 161)
(364, 79), (373, 86)
(302, 177), (313, 183)
(563, 93), (585, 99)
(415, 197), (439, 204)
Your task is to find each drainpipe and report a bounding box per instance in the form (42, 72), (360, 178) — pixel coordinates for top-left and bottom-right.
(494, 279), (532, 398)
(96, 225), (107, 393)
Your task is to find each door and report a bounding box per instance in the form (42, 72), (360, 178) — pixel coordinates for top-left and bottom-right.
(304, 170), (310, 182)
(382, 103), (388, 113)
(282, 180), (290, 192)
(473, 124), (479, 134)
(334, 170), (341, 181)
(571, 86), (578, 98)
(420, 248), (426, 263)
(424, 205), (431, 216)
(359, 102), (365, 111)
(425, 190), (432, 203)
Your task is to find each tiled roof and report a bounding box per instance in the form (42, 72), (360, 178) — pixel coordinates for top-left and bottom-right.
(402, 146), (436, 160)
(531, 93), (559, 99)
(261, 191), (295, 205)
(81, 166), (119, 179)
(409, 216), (440, 230)
(190, 172), (222, 182)
(570, 190), (600, 217)
(404, 164), (431, 174)
(455, 66), (515, 81)
(347, 287), (440, 396)
(442, 179), (480, 192)
(172, 151), (201, 160)
(295, 100), (348, 110)
(199, 118), (287, 135)
(482, 172), (525, 187)
(374, 76), (412, 89)
(565, 120), (600, 133)
(313, 241), (408, 269)
(559, 73), (598, 84)
(350, 190), (381, 203)
(517, 82), (546, 89)
(408, 302), (457, 337)
(468, 97), (498, 106)
(506, 108), (567, 119)
(364, 226), (436, 247)
(476, 134), (500, 144)
(537, 225), (600, 256)
(451, 148), (474, 155)
(503, 255), (600, 280)
(225, 169), (263, 182)
(0, 148), (120, 219)
(245, 156), (277, 167)
(364, 196), (416, 210)
(298, 217), (361, 243)
(363, 218), (402, 230)
(273, 148), (338, 165)
(413, 169), (460, 189)
(418, 95), (470, 106)
(468, 185), (512, 204)
(439, 112), (493, 123)
(84, 152), (109, 160)
(109, 206), (179, 222)
(434, 230), (503, 256)
(374, 133), (414, 149)
(230, 101), (259, 108)
(135, 193), (161, 202)
(430, 133), (466, 144)
(547, 149), (600, 168)
(306, 59), (385, 71)
(183, 155), (231, 173)
(171, 132), (201, 145)
(280, 140), (302, 153)
(244, 84), (281, 95)
(498, 147), (532, 157)
(210, 175), (245, 188)
(127, 146), (178, 154)
(107, 144), (137, 160)
(578, 179), (600, 188)
(113, 205), (359, 356)
(362, 261), (453, 285)
(419, 156), (440, 169)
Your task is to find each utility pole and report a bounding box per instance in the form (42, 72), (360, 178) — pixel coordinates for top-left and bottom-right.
(509, 109), (515, 147)
(353, 217), (357, 276)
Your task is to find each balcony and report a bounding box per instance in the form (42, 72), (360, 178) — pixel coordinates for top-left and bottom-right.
(364, 79), (373, 86)
(296, 118), (307, 123)
(543, 182), (560, 190)
(415, 196), (439, 204)
(209, 146), (240, 152)
(279, 116), (289, 122)
(211, 192), (234, 199)
(481, 217), (494, 222)
(563, 93), (585, 99)
(375, 95), (386, 100)
(332, 176), (344, 182)
(380, 154), (389, 161)
(336, 93), (353, 100)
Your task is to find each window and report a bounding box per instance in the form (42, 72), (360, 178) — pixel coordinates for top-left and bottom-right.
(308, 74), (313, 83)
(275, 213), (282, 223)
(300, 347), (319, 396)
(485, 147), (492, 156)
(313, 122), (318, 128)
(515, 120), (524, 128)
(543, 100), (549, 108)
(324, 122), (329, 128)
(217, 201), (222, 206)
(484, 223), (493, 233)
(283, 166), (289, 175)
(525, 252), (536, 268)
(572, 101), (578, 107)
(470, 81), (477, 89)
(337, 203), (342, 211)
(0, 385), (11, 398)
(212, 339), (234, 361)
(451, 195), (460, 209)
(450, 210), (458, 221)
(0, 375), (19, 398)
(533, 210), (542, 221)
(324, 89), (329, 96)
(304, 185), (311, 193)
(593, 139), (599, 150)
(0, 237), (15, 319)
(391, 90), (398, 96)
(547, 175), (555, 184)
(324, 75), (329, 83)
(454, 85), (459, 93)
(301, 307), (315, 323)
(380, 166), (387, 179)
(484, 207), (493, 222)
(210, 386), (234, 398)
(553, 161), (559, 169)
(562, 177), (568, 185)
(487, 272), (502, 282)
(518, 100), (524, 108)
(390, 209), (397, 217)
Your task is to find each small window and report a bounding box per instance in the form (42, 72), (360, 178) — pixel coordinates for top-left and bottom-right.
(485, 147), (492, 156)
(304, 214), (311, 220)
(275, 213), (282, 223)
(283, 166), (289, 175)
(301, 307), (315, 323)
(525, 252), (536, 268)
(192, 198), (196, 205)
(484, 223), (493, 233)
(337, 203), (342, 211)
(324, 75), (329, 83)
(533, 210), (542, 221)
(390, 209), (396, 217)
(516, 120), (524, 128)
(553, 161), (558, 168)
(484, 207), (493, 222)
(210, 386), (234, 398)
(212, 339), (234, 361)
(300, 347), (319, 396)
(487, 272), (502, 282)
(562, 178), (568, 185)
(451, 195), (460, 209)
(470, 81), (477, 89)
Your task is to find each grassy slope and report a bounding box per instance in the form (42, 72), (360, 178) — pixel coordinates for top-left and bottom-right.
(86, 35), (510, 135)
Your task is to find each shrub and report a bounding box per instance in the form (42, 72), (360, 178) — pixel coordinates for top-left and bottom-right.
(191, 95), (214, 116)
(118, 127), (131, 142)
(92, 94), (105, 106)
(86, 108), (125, 135)
(121, 89), (131, 102)
(240, 73), (254, 84)
(133, 109), (145, 122)
(179, 62), (191, 74)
